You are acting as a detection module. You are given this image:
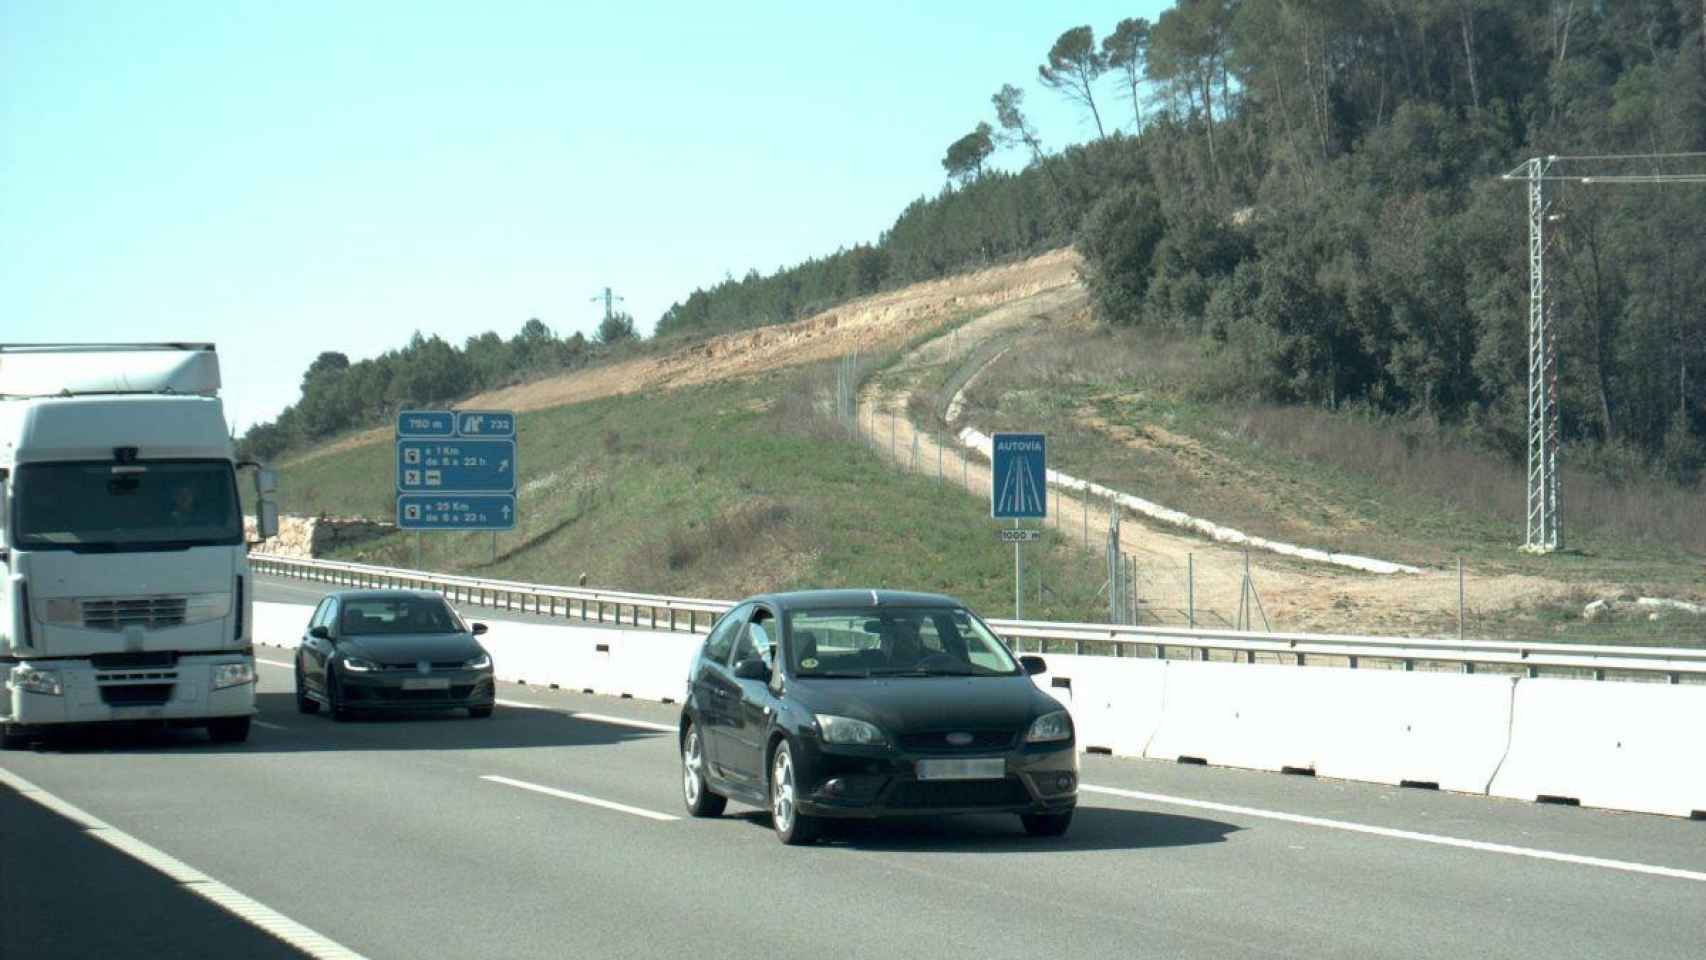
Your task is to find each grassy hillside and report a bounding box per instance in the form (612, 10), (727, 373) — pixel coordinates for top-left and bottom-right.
(275, 362), (1104, 622)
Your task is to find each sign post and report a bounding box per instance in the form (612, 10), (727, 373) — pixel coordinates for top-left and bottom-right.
(991, 433), (1046, 620)
(396, 411), (518, 566)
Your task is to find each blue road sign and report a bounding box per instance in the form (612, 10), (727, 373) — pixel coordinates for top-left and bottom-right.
(396, 439), (517, 493)
(397, 410), (456, 438)
(991, 433), (1047, 519)
(454, 410), (515, 438)
(397, 494), (517, 531)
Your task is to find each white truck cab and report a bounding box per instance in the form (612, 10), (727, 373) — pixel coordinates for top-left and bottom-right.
(1, 343), (279, 747)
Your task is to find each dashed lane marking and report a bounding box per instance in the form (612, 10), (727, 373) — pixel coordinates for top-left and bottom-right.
(480, 774), (679, 822)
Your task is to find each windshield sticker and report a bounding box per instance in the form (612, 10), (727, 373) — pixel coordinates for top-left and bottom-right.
(801, 658), (819, 669)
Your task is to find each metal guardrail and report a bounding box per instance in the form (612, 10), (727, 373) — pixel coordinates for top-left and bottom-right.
(250, 554), (1706, 683)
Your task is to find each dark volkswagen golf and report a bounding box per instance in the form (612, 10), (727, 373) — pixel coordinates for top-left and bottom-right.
(294, 591), (496, 720)
(679, 590), (1076, 844)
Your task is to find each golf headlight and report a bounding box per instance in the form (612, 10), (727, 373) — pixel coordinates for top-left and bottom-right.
(341, 656), (379, 673)
(35, 598), (82, 626)
(212, 662), (256, 689)
(463, 652), (492, 670)
(815, 714), (887, 746)
(14, 667), (63, 697)
(1026, 710), (1072, 743)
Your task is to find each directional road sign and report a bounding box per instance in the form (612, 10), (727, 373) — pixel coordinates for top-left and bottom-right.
(396, 410), (456, 438)
(996, 528), (1043, 543)
(991, 433), (1047, 519)
(397, 494), (517, 531)
(454, 410), (515, 438)
(396, 439), (517, 493)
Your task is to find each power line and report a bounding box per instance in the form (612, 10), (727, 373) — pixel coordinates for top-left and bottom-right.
(589, 287), (625, 324)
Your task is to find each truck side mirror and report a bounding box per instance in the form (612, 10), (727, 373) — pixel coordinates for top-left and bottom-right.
(258, 501), (279, 540)
(257, 469), (278, 496)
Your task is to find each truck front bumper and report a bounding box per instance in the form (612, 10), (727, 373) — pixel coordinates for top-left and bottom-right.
(3, 655), (256, 728)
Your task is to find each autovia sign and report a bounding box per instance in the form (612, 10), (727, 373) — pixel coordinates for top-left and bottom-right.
(991, 433), (1047, 520)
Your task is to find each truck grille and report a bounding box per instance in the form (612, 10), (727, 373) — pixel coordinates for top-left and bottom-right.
(82, 597), (188, 630)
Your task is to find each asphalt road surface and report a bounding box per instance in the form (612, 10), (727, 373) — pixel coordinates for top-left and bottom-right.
(2, 576), (1702, 959)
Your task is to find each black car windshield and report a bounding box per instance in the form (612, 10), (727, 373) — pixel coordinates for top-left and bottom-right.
(12, 460), (242, 551)
(786, 607), (1020, 677)
(339, 597), (464, 636)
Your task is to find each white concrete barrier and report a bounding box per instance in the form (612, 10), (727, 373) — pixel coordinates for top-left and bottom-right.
(604, 631), (700, 703)
(253, 601), (311, 649)
(1143, 660), (1327, 772)
(1311, 671), (1515, 794)
(1490, 678), (1706, 818)
(1036, 655), (1166, 757)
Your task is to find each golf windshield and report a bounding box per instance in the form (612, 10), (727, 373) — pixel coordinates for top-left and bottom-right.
(11, 460), (242, 551)
(339, 597), (464, 635)
(786, 607), (1020, 677)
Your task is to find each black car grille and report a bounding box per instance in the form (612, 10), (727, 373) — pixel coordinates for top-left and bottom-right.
(887, 777), (1031, 809)
(348, 685), (476, 703)
(99, 684), (175, 707)
(377, 661), (468, 671)
(897, 730), (1018, 754)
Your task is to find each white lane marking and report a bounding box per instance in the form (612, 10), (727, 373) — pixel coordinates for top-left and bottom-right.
(256, 658), (294, 669)
(0, 766), (370, 959)
(253, 720), (289, 732)
(480, 775), (679, 822)
(493, 698), (676, 733)
(1081, 784), (1706, 884)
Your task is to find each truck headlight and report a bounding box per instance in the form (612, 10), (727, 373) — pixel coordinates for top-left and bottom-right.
(1026, 710), (1072, 743)
(212, 662), (256, 689)
(815, 714), (888, 746)
(14, 667), (63, 697)
(184, 592), (234, 625)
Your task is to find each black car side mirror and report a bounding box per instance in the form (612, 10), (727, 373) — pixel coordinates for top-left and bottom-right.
(733, 658), (772, 682)
(309, 626), (331, 640)
(470, 623), (488, 636)
(1020, 655), (1047, 676)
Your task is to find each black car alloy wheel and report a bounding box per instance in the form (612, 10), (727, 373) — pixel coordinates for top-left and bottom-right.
(770, 740), (818, 845)
(681, 724), (727, 817)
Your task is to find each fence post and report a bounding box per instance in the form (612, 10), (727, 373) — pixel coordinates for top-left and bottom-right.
(1457, 557), (1465, 641)
(1188, 553), (1195, 629)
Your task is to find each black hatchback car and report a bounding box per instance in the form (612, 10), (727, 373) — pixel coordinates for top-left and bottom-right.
(678, 590), (1077, 844)
(294, 590), (496, 720)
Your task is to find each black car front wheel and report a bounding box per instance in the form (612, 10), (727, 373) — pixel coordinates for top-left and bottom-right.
(325, 671), (350, 722)
(769, 740), (818, 845)
(1020, 811), (1073, 838)
(295, 667), (320, 715)
(681, 724), (727, 818)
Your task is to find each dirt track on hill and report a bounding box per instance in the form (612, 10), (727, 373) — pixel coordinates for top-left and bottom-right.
(858, 287), (1611, 635)
(286, 249), (1083, 467)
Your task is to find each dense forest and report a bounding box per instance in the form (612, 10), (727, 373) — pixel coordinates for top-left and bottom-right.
(247, 0), (1706, 484)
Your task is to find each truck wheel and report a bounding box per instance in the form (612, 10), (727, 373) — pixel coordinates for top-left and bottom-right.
(207, 716), (251, 744)
(1, 724), (31, 751)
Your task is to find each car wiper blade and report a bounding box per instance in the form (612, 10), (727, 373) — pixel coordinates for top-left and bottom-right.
(802, 670), (871, 678)
(868, 668), (973, 677)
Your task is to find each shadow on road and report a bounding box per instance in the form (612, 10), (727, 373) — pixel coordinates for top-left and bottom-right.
(727, 804), (1241, 853)
(0, 783), (315, 960)
(17, 692), (668, 756)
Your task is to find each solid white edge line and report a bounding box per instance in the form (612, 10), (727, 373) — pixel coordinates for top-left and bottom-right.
(1081, 784), (1706, 884)
(0, 766), (370, 959)
(481, 774), (679, 822)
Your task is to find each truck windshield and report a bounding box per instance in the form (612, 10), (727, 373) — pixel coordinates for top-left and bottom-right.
(12, 460), (242, 551)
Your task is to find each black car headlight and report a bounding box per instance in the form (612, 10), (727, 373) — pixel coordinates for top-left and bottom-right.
(463, 652), (492, 670)
(815, 714), (888, 746)
(340, 656), (380, 673)
(1026, 710), (1072, 743)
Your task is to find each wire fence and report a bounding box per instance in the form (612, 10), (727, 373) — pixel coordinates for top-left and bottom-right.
(851, 399), (1706, 650)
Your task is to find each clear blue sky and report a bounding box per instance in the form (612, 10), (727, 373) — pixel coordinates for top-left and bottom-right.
(2, 1), (1168, 430)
